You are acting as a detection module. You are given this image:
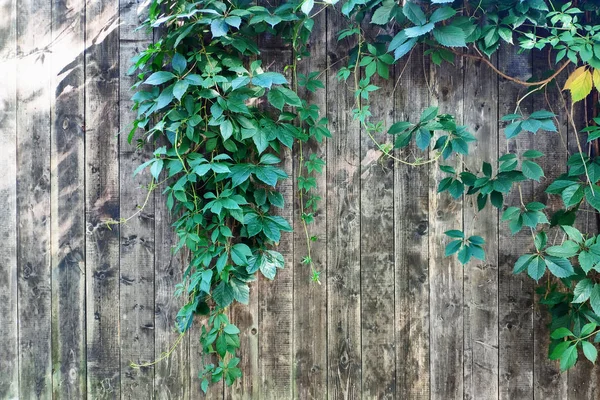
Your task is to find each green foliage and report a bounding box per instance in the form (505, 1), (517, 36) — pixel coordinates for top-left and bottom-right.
(130, 0), (600, 388)
(129, 0), (328, 391)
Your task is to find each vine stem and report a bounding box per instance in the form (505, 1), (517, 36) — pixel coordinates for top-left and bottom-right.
(452, 46), (571, 87)
(130, 333), (185, 368)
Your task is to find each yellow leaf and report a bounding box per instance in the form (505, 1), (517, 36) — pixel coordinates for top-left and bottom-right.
(564, 66), (587, 90)
(593, 69), (600, 91)
(563, 67), (592, 103)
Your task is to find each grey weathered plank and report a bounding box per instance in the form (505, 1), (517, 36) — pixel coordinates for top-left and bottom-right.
(85, 0), (121, 397)
(429, 53), (464, 400)
(462, 54), (499, 400)
(0, 0), (18, 397)
(257, 45), (294, 399)
(359, 43), (396, 400)
(497, 45), (535, 400)
(16, 0), (53, 396)
(119, 11), (155, 394)
(155, 192), (190, 400)
(531, 50), (568, 400)
(293, 5), (328, 399)
(50, 0), (86, 397)
(393, 45), (430, 400)
(325, 6), (362, 399)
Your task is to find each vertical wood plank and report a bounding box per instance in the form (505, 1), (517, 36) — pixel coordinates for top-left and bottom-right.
(497, 45), (534, 400)
(393, 46), (430, 400)
(293, 5), (327, 399)
(0, 0), (19, 396)
(531, 50), (568, 400)
(429, 54), (464, 400)
(50, 0), (86, 397)
(119, 1), (155, 395)
(462, 54), (499, 400)
(155, 196), (190, 399)
(567, 66), (600, 400)
(16, 0), (53, 396)
(360, 44), (396, 400)
(325, 6), (362, 399)
(257, 46), (294, 399)
(85, 0), (121, 397)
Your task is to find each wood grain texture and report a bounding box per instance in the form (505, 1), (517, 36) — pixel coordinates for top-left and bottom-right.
(429, 55), (464, 400)
(85, 0), (121, 397)
(293, 5), (328, 399)
(16, 0), (53, 396)
(497, 45), (535, 400)
(393, 46), (430, 400)
(257, 46), (294, 400)
(50, 0), (87, 397)
(462, 54), (499, 400)
(567, 64), (600, 400)
(359, 41), (396, 400)
(0, 0), (19, 397)
(325, 6), (362, 400)
(119, 35), (155, 400)
(531, 50), (568, 400)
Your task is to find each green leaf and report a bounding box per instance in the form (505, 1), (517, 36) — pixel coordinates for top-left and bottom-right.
(415, 128), (431, 150)
(231, 243), (252, 266)
(211, 19), (229, 37)
(544, 256), (575, 278)
(429, 6), (456, 24)
(551, 327), (574, 339)
(224, 324), (240, 335)
(145, 71), (176, 85)
(514, 254), (534, 274)
(585, 184), (600, 212)
(221, 120), (233, 141)
(393, 38), (417, 61)
(445, 229), (464, 238)
(504, 121), (522, 139)
(402, 1), (426, 25)
(445, 240), (462, 256)
(252, 72), (288, 89)
(213, 281), (235, 308)
(371, 0), (395, 25)
(267, 89), (285, 110)
(527, 255), (546, 281)
(522, 160), (544, 182)
(523, 149), (544, 159)
(550, 341), (571, 360)
(405, 23), (435, 38)
(560, 344), (578, 371)
(545, 240), (579, 258)
(420, 106), (438, 123)
(432, 25), (466, 47)
(201, 378), (209, 393)
(591, 284), (600, 315)
(582, 341), (597, 363)
(457, 244), (471, 264)
(562, 184), (584, 208)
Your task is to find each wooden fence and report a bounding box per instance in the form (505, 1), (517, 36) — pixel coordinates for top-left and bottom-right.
(1, 0), (598, 399)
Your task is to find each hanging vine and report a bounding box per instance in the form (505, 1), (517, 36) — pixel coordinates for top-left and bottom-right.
(126, 0), (600, 391)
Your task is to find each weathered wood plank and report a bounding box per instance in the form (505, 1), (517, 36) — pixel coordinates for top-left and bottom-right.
(429, 53), (464, 400)
(462, 54), (499, 400)
(119, 16), (155, 395)
(257, 45), (294, 399)
(393, 46), (430, 400)
(497, 45), (535, 400)
(293, 5), (327, 399)
(155, 193), (190, 400)
(85, 0), (121, 397)
(0, 0), (19, 397)
(565, 65), (598, 400)
(50, 0), (86, 397)
(325, 6), (362, 400)
(531, 50), (568, 400)
(360, 44), (396, 400)
(16, 0), (53, 396)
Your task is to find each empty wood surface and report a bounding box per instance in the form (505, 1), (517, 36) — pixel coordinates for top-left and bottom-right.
(0, 2), (598, 399)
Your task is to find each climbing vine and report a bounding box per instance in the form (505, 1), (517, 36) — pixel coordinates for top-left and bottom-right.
(127, 0), (600, 391)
